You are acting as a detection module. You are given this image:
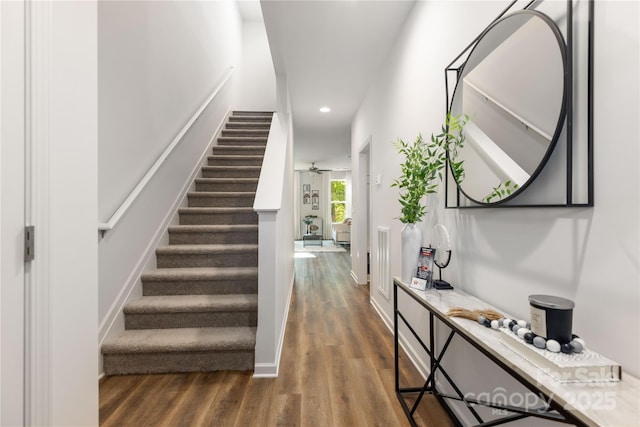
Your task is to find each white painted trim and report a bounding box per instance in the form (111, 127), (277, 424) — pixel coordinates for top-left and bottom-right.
(24, 1), (51, 424)
(465, 120), (529, 186)
(253, 274), (295, 378)
(370, 296), (392, 331)
(254, 113), (284, 212)
(98, 108), (231, 350)
(98, 67), (234, 232)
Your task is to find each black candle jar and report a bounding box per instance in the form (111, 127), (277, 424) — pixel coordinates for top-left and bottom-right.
(528, 295), (575, 343)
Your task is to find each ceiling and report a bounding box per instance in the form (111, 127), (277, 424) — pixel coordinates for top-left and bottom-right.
(242, 0), (415, 172)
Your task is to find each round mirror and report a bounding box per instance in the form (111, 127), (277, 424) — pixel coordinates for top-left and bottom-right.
(449, 10), (567, 204)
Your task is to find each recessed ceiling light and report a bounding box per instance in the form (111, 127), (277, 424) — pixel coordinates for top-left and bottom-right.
(320, 107), (331, 113)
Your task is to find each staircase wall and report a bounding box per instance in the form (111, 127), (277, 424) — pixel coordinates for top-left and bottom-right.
(98, 1), (243, 220)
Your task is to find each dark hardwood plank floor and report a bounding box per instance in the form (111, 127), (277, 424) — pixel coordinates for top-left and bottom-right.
(100, 252), (454, 426)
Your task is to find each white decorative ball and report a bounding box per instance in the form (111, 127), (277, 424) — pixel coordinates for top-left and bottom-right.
(517, 328), (529, 339)
(517, 320), (527, 328)
(491, 320), (499, 329)
(546, 339), (561, 352)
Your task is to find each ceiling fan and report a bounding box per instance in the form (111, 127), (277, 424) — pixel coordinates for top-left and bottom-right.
(308, 162), (331, 175)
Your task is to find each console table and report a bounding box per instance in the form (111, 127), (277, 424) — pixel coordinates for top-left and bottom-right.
(302, 233), (322, 247)
(393, 277), (640, 427)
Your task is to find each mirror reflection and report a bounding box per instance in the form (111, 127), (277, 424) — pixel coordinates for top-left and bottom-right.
(449, 11), (566, 204)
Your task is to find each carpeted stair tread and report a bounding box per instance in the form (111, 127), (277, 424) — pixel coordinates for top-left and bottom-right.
(221, 129), (268, 137)
(179, 207), (255, 213)
(206, 154), (264, 160)
(225, 122), (270, 129)
(186, 191), (256, 198)
(141, 266), (257, 282)
(124, 294), (257, 314)
(156, 244), (257, 255)
(202, 166), (261, 172)
(217, 136), (268, 144)
(212, 146), (266, 155)
(228, 116), (272, 122)
(195, 177), (259, 183)
(212, 145), (266, 150)
(102, 326), (256, 354)
(168, 224), (258, 233)
(232, 111), (273, 116)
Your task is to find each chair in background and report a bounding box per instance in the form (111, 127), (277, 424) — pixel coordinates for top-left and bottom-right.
(332, 218), (351, 245)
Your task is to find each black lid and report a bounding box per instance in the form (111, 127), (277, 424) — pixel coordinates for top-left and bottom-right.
(528, 294), (574, 310)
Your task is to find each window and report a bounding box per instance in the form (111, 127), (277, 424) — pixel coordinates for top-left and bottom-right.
(330, 179), (346, 223)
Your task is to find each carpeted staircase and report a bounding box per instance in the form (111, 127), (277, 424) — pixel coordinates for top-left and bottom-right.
(102, 111), (272, 375)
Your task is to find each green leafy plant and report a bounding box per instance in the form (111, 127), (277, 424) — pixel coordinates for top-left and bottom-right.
(391, 114), (468, 224)
(483, 180), (520, 203)
(302, 214), (317, 225)
(302, 214), (318, 234)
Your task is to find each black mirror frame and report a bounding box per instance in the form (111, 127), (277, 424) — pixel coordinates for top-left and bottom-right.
(444, 0), (594, 209)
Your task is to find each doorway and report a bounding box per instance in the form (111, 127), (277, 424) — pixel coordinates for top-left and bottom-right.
(354, 138), (371, 284)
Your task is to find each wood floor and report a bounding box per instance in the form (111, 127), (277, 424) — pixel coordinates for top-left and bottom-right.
(99, 252), (455, 426)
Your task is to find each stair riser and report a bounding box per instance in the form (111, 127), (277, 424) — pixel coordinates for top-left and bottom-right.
(212, 147), (265, 156)
(217, 137), (267, 146)
(221, 130), (269, 137)
(201, 168), (261, 179)
(195, 181), (257, 192)
(187, 194), (255, 207)
(157, 252), (258, 268)
(169, 230), (257, 245)
(142, 279), (258, 296)
(125, 311), (257, 330)
(207, 157), (263, 167)
(228, 116), (272, 123)
(232, 111), (273, 117)
(226, 123), (270, 129)
(179, 211), (257, 225)
(103, 351), (254, 375)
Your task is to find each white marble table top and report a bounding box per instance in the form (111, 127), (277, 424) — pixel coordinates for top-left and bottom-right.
(394, 277), (640, 427)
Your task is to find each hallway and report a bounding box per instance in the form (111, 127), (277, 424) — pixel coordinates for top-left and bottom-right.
(99, 252), (453, 426)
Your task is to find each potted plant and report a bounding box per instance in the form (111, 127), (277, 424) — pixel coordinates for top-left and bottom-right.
(392, 113), (468, 283)
(302, 214), (318, 234)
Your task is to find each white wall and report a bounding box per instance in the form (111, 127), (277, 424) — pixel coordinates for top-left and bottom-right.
(352, 0), (639, 419)
(98, 0), (243, 221)
(97, 0), (243, 356)
(237, 20), (277, 111)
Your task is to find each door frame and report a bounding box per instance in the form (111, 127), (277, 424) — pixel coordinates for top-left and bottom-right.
(1, 1), (27, 424)
(352, 136), (372, 285)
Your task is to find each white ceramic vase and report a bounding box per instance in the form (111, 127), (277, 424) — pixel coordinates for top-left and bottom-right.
(401, 223), (422, 284)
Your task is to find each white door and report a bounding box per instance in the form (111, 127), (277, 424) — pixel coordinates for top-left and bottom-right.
(0, 1), (26, 425)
